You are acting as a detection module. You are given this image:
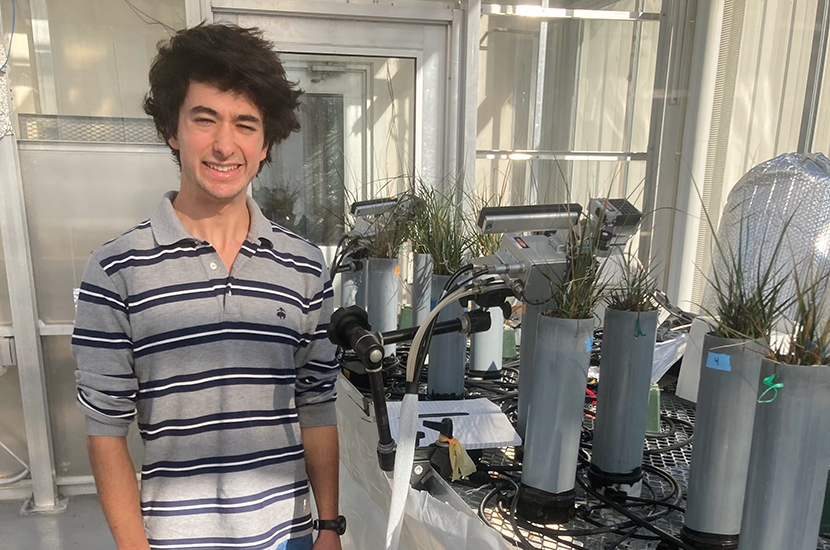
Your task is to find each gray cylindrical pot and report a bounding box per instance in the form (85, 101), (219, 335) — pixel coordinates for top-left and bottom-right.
(518, 315), (594, 524)
(367, 257), (399, 356)
(340, 269), (365, 309)
(738, 359), (830, 550)
(516, 304), (541, 439)
(681, 334), (765, 548)
(469, 305), (503, 378)
(427, 274), (466, 399)
(589, 308), (659, 497)
(412, 253), (433, 327)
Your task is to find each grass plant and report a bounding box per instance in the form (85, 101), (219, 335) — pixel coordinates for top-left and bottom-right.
(543, 212), (608, 320)
(774, 268), (830, 366)
(363, 189), (413, 259)
(605, 252), (658, 312)
(408, 185), (470, 275)
(691, 173), (796, 342)
(698, 213), (793, 341)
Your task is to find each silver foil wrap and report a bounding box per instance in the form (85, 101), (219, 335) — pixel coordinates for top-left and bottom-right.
(701, 153), (830, 324)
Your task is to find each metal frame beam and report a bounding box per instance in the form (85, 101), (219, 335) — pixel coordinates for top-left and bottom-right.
(638, 0), (672, 269)
(28, 0), (58, 114)
(798, 0), (830, 153)
(481, 4), (660, 22)
(211, 0), (456, 23)
(477, 150), (647, 161)
(0, 6), (62, 513)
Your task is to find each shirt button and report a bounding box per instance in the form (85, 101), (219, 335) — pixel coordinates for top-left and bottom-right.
(209, 262), (218, 270)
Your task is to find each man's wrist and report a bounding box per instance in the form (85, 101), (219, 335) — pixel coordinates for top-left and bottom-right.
(312, 515), (346, 535)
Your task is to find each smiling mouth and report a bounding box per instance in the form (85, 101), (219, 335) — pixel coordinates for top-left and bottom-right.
(205, 162), (242, 173)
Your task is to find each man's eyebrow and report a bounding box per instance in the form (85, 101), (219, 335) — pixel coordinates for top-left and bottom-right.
(235, 114), (262, 125)
(188, 106), (262, 125)
(189, 105), (219, 117)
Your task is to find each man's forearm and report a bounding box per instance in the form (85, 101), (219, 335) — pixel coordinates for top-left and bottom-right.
(87, 435), (150, 550)
(301, 425), (340, 520)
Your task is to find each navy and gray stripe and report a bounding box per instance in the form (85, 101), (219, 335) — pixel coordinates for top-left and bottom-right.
(147, 514), (312, 549)
(141, 446), (305, 480)
(141, 481), (309, 516)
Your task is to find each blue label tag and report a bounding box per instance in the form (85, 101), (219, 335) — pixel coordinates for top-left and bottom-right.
(706, 352), (731, 371)
(585, 336), (594, 353)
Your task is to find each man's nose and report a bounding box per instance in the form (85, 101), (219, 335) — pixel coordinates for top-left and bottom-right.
(213, 123), (234, 158)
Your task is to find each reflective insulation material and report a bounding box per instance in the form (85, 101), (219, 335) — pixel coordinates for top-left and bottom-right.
(520, 316), (593, 500)
(683, 335), (765, 540)
(427, 274), (466, 399)
(701, 153), (830, 322)
(739, 360), (830, 550)
(589, 308), (659, 497)
(412, 253), (432, 327)
(367, 258), (399, 357)
(469, 306), (503, 376)
(516, 304), (540, 439)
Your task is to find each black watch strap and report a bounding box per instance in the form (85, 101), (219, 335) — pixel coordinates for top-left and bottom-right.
(313, 515), (346, 535)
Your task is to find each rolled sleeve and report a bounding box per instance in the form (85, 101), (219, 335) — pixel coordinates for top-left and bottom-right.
(72, 255), (137, 436)
(294, 259), (339, 428)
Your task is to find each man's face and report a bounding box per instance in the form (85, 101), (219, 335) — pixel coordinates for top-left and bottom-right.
(168, 81), (268, 204)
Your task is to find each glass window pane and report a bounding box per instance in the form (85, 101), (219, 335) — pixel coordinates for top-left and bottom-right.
(256, 95), (346, 246)
(252, 54), (416, 247)
(2, 0), (182, 144)
(475, 158), (647, 207)
(20, 146), (178, 323)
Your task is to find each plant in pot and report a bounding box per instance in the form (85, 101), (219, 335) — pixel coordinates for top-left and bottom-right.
(364, 194), (412, 356)
(466, 196), (507, 379)
(588, 252), (659, 498)
(739, 267), (830, 550)
(681, 212), (793, 549)
(408, 185), (471, 399)
(516, 211), (607, 524)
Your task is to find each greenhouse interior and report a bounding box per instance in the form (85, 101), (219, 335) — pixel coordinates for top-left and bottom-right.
(1, 0), (830, 549)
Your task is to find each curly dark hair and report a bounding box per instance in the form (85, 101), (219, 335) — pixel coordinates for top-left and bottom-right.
(143, 23), (302, 167)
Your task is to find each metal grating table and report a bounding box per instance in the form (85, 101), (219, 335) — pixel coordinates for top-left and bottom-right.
(454, 382), (830, 549)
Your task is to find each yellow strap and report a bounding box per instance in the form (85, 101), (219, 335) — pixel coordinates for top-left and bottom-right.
(438, 434), (477, 481)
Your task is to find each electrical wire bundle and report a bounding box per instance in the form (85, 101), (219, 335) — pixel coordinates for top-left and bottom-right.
(476, 459), (692, 550)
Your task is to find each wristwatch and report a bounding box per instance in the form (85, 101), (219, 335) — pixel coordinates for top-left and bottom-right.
(313, 515), (347, 535)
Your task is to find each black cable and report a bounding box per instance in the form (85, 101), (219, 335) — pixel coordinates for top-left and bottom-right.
(477, 481), (529, 549)
(329, 234), (350, 279)
(442, 263), (474, 294)
(576, 474), (695, 550)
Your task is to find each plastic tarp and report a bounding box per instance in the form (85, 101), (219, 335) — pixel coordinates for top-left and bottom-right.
(334, 376), (513, 550)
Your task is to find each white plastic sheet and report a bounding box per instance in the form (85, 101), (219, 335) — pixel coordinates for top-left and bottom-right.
(335, 376), (513, 550)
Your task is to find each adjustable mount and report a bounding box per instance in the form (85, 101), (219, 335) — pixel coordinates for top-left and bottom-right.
(328, 305), (495, 472)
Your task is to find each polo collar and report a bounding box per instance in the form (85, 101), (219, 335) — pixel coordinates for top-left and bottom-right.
(150, 191), (274, 249)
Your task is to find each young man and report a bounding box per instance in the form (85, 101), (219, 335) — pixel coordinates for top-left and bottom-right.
(72, 24), (343, 550)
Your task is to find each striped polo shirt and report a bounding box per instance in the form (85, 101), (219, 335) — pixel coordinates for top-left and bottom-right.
(72, 191), (338, 550)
